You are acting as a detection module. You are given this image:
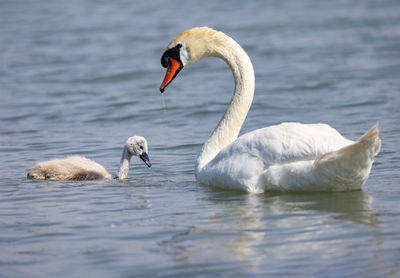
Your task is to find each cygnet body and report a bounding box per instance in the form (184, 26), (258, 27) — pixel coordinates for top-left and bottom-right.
(27, 136), (151, 181)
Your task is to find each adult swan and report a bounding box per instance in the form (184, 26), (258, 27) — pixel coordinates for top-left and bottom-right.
(159, 27), (381, 193)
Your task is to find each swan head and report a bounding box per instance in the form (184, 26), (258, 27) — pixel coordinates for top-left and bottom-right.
(160, 27), (224, 92)
(126, 136), (151, 167)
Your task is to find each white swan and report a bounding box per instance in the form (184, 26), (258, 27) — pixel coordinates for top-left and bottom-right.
(159, 27), (381, 193)
(27, 136), (151, 181)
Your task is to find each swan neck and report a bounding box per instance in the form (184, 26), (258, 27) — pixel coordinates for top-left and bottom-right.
(117, 146), (132, 179)
(196, 34), (255, 173)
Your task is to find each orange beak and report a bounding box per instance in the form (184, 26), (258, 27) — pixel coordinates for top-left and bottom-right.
(160, 58), (183, 93)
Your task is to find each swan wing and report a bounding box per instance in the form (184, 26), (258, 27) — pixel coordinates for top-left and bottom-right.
(197, 122), (354, 192)
(263, 124), (381, 191)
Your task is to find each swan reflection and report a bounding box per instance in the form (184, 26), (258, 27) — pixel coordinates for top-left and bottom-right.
(158, 190), (379, 271)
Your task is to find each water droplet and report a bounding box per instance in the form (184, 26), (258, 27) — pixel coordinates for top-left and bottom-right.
(161, 94), (167, 113)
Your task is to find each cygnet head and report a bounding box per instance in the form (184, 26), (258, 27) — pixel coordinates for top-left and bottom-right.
(126, 136), (151, 167)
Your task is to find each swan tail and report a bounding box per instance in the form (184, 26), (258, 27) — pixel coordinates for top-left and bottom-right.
(314, 124), (381, 168)
(358, 123), (381, 155)
(262, 124), (381, 192)
(312, 124), (381, 189)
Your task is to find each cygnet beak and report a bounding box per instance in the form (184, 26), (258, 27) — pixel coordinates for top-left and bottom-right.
(140, 152), (151, 168)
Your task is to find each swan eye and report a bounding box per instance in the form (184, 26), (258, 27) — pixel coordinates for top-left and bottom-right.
(139, 146), (143, 150)
(176, 43), (182, 49)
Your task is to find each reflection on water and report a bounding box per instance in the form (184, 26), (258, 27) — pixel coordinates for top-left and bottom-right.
(275, 191), (379, 226)
(158, 190), (380, 274)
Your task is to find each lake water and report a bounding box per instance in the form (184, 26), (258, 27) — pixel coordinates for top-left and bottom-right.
(1, 0), (400, 277)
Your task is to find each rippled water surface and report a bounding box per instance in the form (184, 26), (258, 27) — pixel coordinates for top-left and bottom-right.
(1, 0), (400, 277)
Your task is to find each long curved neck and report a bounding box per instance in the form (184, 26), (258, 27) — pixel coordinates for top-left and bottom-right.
(196, 33), (255, 173)
(117, 146), (132, 179)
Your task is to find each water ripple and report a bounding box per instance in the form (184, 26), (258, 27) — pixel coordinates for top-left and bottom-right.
(1, 0), (400, 277)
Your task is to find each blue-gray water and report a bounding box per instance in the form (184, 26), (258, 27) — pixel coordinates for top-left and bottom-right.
(1, 0), (400, 277)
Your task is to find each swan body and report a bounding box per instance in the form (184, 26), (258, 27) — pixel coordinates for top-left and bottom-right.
(160, 27), (381, 193)
(27, 136), (151, 181)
